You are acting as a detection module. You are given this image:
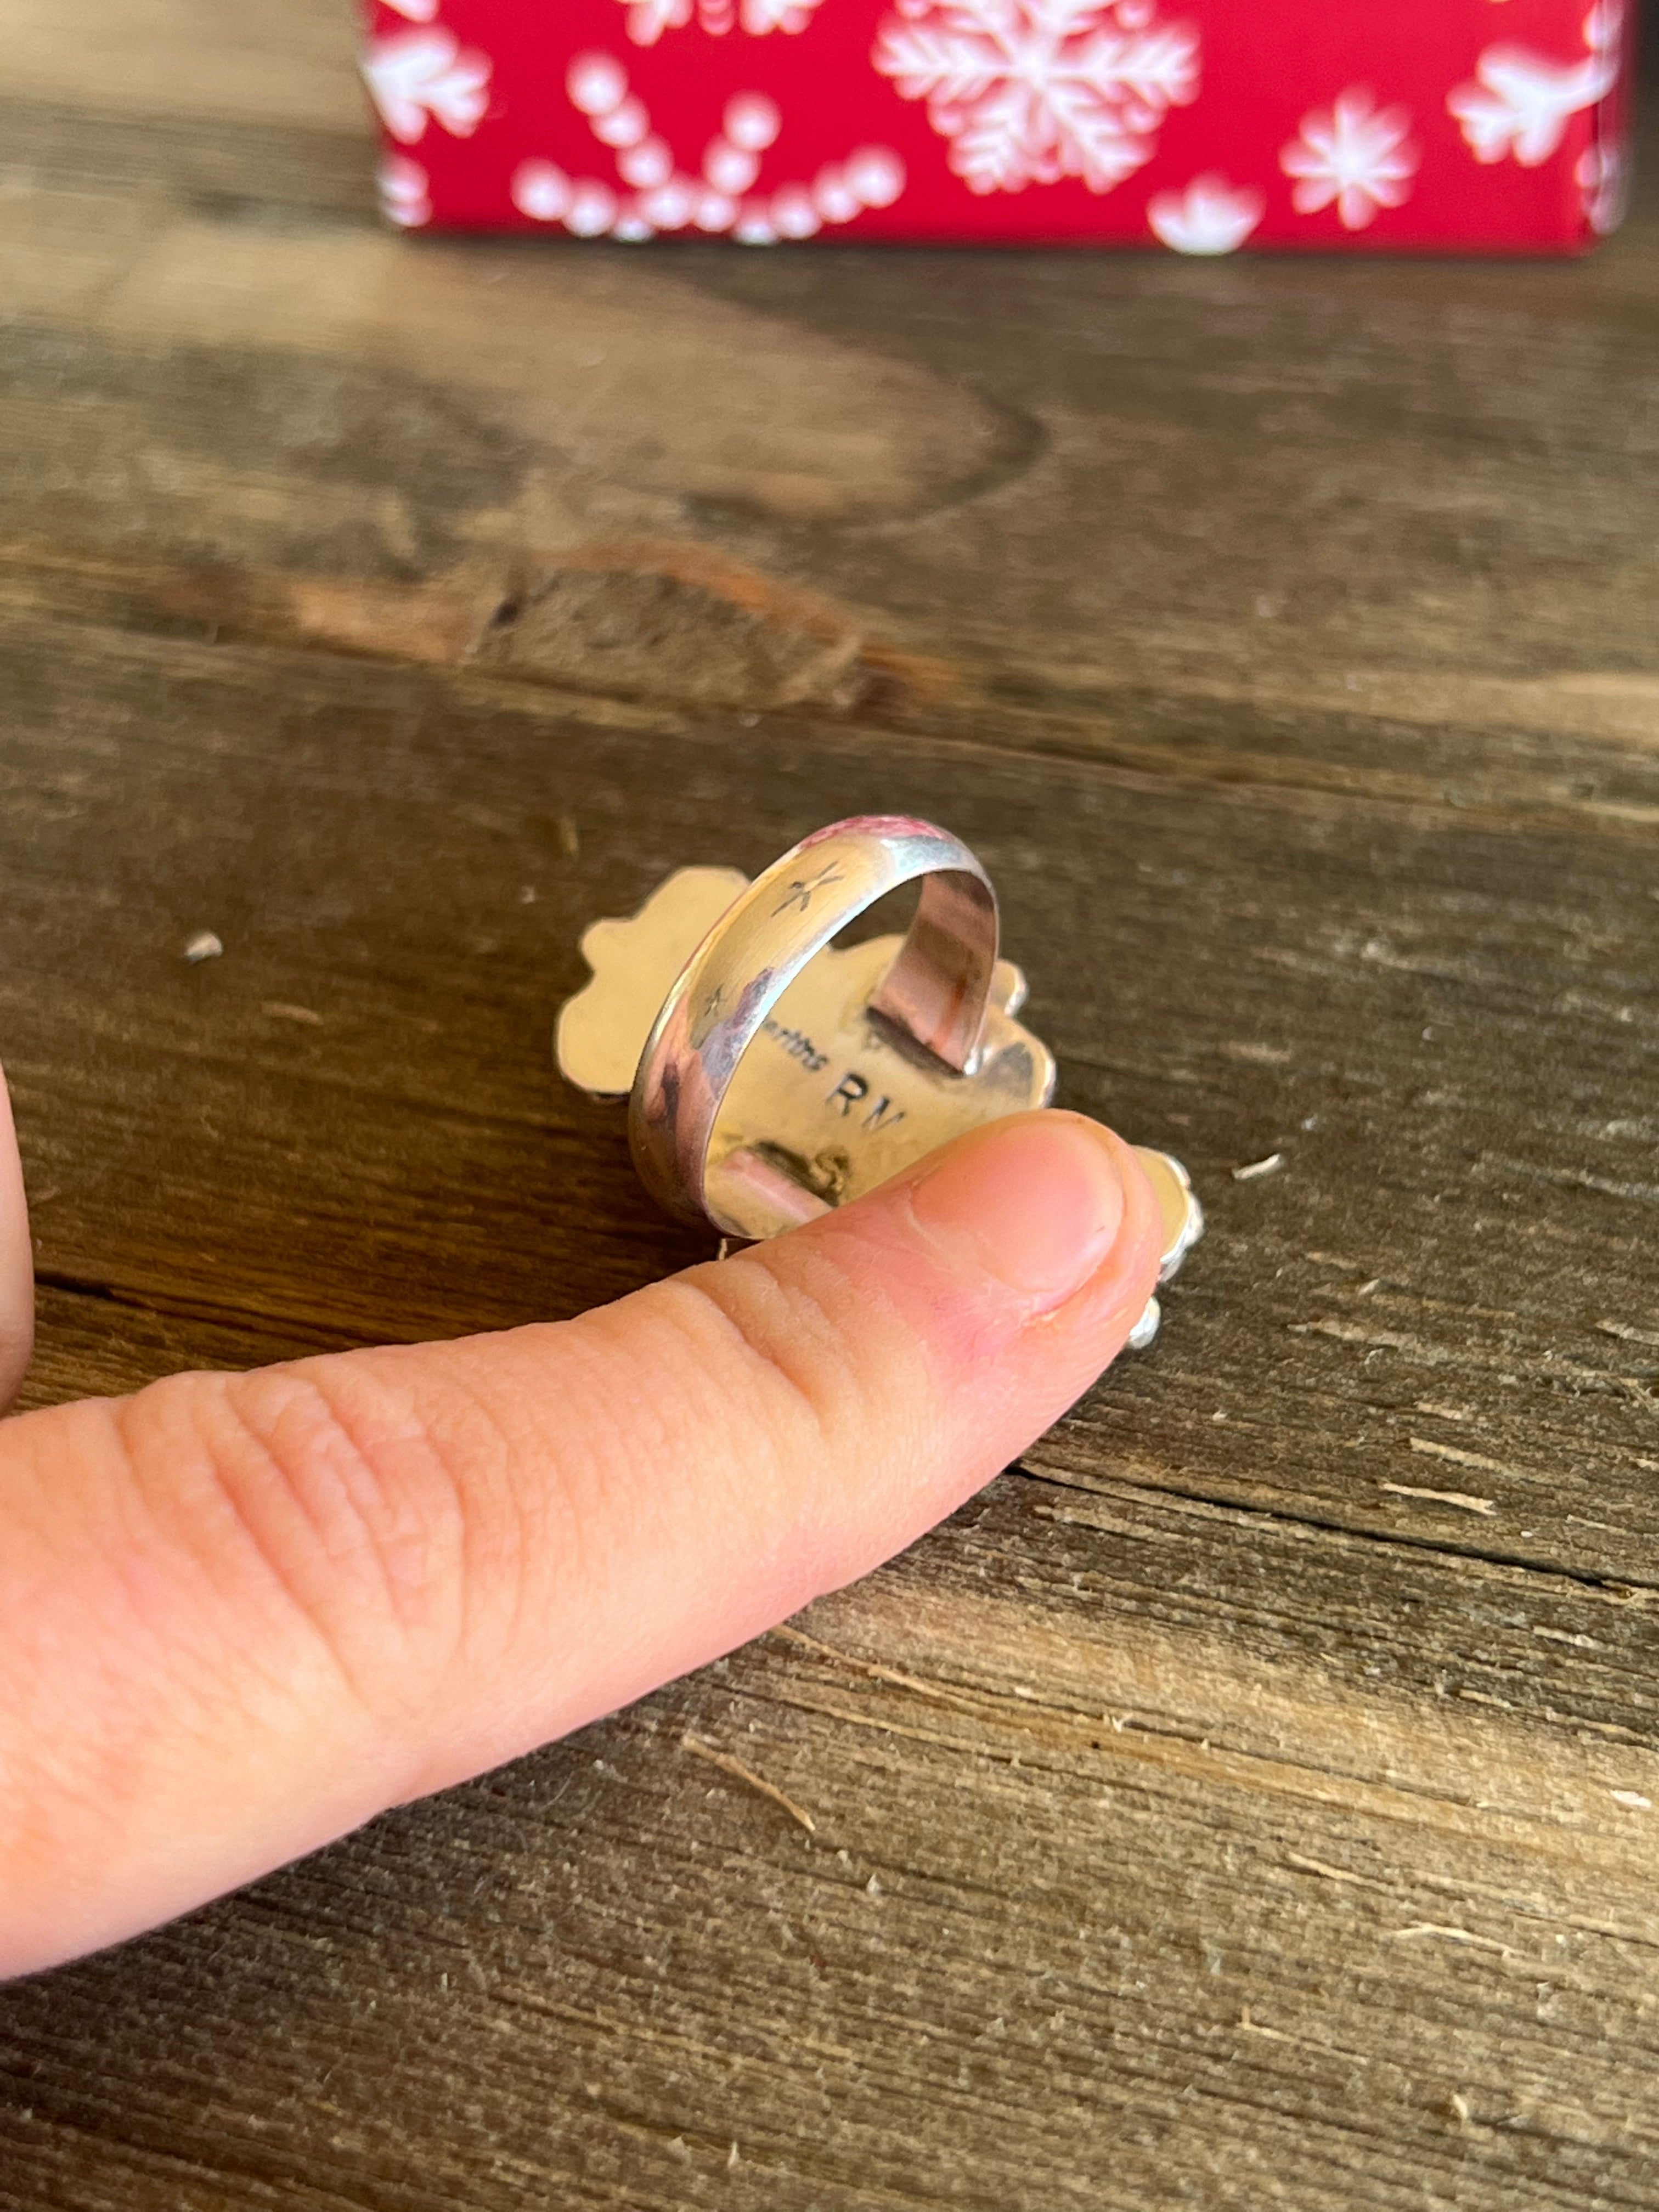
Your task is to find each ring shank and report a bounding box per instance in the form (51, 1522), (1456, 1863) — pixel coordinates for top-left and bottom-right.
(629, 816), (998, 1232)
(868, 865), (997, 1073)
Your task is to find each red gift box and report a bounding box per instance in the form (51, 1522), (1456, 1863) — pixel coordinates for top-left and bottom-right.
(360, 0), (1635, 251)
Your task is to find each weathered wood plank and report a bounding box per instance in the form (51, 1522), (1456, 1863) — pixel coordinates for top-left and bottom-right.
(3, 0), (366, 132)
(5, 455), (1659, 2211)
(3, 1526), (1659, 2211)
(1, 151), (1655, 776)
(5, 614), (1654, 1599)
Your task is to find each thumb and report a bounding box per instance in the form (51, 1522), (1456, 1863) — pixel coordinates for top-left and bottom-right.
(0, 1110), (1164, 1977)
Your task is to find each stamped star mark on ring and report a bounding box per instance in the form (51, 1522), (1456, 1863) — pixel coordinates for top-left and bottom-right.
(772, 862), (846, 918)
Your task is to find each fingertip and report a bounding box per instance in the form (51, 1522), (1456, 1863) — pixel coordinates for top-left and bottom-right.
(905, 1109), (1129, 1309)
(822, 1108), (1166, 1363)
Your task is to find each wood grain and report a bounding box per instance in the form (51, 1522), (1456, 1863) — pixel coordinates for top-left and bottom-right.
(1, 4), (1657, 2207)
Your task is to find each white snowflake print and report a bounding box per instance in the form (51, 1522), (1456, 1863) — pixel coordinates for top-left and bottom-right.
(362, 27), (491, 144)
(512, 54), (905, 242)
(1575, 139), (1628, 233)
(1147, 173), (1262, 253)
(1447, 1), (1621, 169)
(872, 0), (1199, 198)
(619, 0), (827, 43)
(1280, 89), (1417, 230)
(377, 154), (432, 227)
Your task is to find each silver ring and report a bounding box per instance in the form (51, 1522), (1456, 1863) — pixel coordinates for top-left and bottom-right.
(629, 815), (998, 1233)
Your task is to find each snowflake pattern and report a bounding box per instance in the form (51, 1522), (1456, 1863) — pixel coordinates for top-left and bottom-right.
(1147, 173), (1262, 253)
(1280, 88), (1418, 230)
(620, 0), (827, 42)
(512, 53), (906, 242)
(1575, 139), (1628, 234)
(364, 3), (1629, 247)
(1447, 1), (1621, 170)
(362, 27), (491, 144)
(377, 154), (433, 227)
(873, 0), (1199, 197)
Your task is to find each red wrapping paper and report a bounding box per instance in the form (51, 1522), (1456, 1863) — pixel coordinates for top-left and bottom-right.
(361, 0), (1635, 251)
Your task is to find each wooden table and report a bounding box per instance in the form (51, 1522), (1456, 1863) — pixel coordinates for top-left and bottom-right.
(3, 5), (1658, 2205)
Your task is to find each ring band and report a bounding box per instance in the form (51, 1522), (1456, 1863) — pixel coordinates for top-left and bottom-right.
(629, 815), (998, 1232)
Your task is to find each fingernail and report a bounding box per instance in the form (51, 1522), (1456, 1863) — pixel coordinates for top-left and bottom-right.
(907, 1113), (1126, 1312)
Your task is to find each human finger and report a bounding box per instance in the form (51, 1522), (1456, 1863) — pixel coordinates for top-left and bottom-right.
(0, 1110), (1164, 1977)
(0, 1065), (33, 1411)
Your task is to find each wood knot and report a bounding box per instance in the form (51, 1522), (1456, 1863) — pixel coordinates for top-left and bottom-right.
(470, 538), (868, 713)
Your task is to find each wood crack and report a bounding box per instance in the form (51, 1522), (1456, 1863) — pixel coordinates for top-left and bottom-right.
(1014, 1459), (1659, 1599)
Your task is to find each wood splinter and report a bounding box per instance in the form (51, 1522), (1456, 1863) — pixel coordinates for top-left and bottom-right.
(680, 1732), (818, 1834)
